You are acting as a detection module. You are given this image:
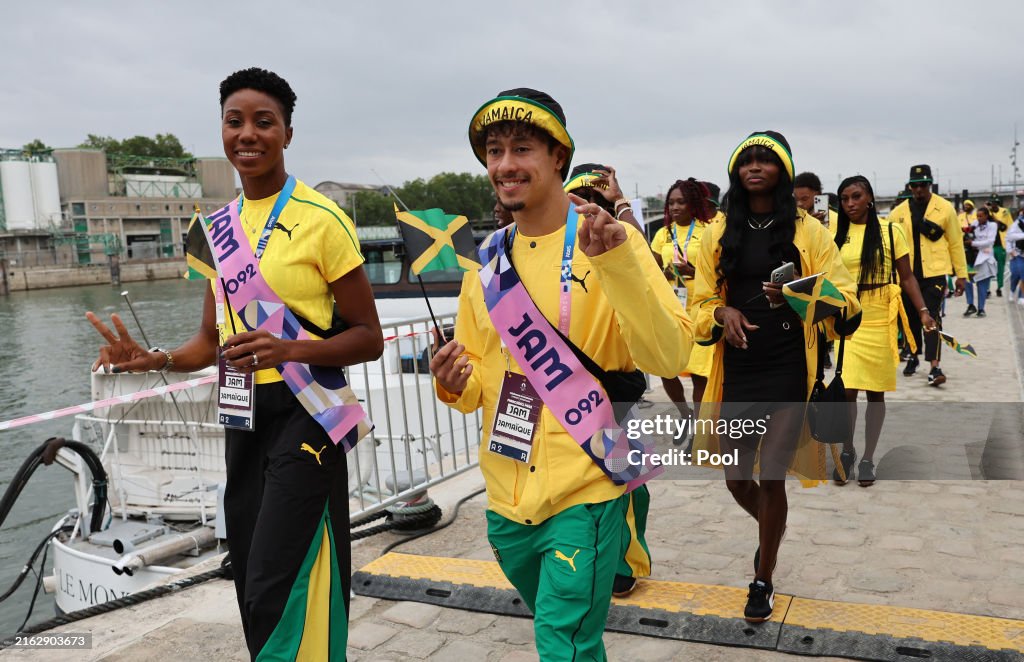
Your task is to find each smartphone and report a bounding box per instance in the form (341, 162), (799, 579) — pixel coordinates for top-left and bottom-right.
(769, 262), (794, 309)
(770, 261), (795, 284)
(814, 195), (830, 223)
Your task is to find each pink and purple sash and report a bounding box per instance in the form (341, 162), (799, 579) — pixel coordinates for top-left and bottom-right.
(477, 227), (661, 490)
(203, 197), (369, 452)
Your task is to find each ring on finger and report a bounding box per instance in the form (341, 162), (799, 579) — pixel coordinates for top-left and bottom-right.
(251, 353), (259, 367)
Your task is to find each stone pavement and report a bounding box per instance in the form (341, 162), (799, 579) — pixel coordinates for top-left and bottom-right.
(4, 291), (1022, 661)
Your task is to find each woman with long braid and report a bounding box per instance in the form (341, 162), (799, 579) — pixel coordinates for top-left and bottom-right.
(833, 175), (934, 486)
(649, 179), (717, 429)
(691, 132), (859, 622)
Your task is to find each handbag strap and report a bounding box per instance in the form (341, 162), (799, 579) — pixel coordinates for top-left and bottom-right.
(816, 309), (848, 379)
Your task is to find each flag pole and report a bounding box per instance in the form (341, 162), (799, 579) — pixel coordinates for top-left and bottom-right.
(370, 169), (448, 344)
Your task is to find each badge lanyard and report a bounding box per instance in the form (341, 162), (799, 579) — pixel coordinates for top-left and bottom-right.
(491, 204), (577, 463)
(670, 221), (696, 285)
(215, 174), (296, 328)
(509, 203), (578, 336)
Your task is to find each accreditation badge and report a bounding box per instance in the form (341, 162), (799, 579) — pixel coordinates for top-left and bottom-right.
(488, 372), (540, 463)
(217, 350), (255, 431)
(674, 285), (688, 309)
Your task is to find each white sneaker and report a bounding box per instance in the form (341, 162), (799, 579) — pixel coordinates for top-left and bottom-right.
(1018, 298), (1024, 306)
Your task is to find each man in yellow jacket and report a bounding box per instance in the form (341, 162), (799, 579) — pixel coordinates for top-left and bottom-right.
(888, 165), (968, 386)
(794, 171), (839, 234)
(958, 199), (977, 230)
(430, 87), (692, 661)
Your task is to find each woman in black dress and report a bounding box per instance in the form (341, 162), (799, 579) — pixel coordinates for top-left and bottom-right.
(691, 131), (860, 623)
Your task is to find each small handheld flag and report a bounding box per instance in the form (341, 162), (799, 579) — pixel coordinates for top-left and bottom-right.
(939, 331), (977, 358)
(782, 272), (847, 324)
(183, 206), (217, 280)
(395, 204), (481, 275)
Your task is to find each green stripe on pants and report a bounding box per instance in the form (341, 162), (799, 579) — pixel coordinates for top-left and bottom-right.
(617, 485), (651, 579)
(486, 495), (630, 662)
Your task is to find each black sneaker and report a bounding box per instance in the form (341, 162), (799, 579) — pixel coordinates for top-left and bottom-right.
(928, 367), (946, 387)
(612, 574), (637, 598)
(899, 347), (911, 362)
(977, 310), (987, 318)
(857, 459), (876, 487)
(833, 449), (856, 484)
(963, 304), (977, 317)
(997, 288), (1003, 297)
(744, 580), (775, 623)
(903, 355), (919, 376)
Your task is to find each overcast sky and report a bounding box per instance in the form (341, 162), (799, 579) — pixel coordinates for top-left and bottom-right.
(3, 1), (1022, 201)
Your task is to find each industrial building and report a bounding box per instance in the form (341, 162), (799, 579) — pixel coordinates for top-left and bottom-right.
(54, 149), (235, 263)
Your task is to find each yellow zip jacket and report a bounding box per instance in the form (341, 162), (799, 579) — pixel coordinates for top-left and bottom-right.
(690, 210), (861, 482)
(991, 206), (1013, 248)
(437, 218), (693, 525)
(958, 210), (977, 231)
(889, 195), (968, 279)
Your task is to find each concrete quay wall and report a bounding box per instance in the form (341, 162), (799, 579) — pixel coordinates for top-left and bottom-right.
(2, 260), (183, 292)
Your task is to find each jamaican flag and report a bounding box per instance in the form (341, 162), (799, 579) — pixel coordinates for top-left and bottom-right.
(782, 272), (847, 324)
(183, 207), (218, 280)
(939, 331), (977, 358)
(395, 204), (480, 275)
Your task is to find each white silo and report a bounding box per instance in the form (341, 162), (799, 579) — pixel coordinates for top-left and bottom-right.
(30, 160), (61, 227)
(0, 160), (36, 230)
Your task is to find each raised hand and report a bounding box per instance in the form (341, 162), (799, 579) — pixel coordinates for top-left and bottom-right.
(570, 193), (626, 257)
(86, 311), (160, 373)
(591, 166), (625, 204)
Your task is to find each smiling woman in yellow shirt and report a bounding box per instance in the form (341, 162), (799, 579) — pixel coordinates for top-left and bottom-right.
(649, 178), (717, 424)
(833, 175), (934, 488)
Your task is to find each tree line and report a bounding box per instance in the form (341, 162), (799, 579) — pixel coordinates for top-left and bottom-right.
(20, 134), (193, 159)
(344, 172), (496, 225)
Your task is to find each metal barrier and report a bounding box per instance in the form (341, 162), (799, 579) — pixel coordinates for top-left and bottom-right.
(69, 312), (479, 523)
(347, 312), (481, 517)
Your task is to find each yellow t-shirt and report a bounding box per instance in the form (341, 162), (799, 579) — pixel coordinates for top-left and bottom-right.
(650, 222), (703, 285)
(438, 219), (693, 525)
(838, 221), (908, 286)
(216, 179), (364, 384)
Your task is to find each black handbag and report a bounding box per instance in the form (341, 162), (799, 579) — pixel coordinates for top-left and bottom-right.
(920, 219), (945, 242)
(807, 321), (851, 445)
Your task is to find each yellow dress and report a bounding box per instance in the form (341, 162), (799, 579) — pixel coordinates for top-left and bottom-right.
(691, 210), (861, 483)
(839, 221), (910, 392)
(650, 220), (714, 377)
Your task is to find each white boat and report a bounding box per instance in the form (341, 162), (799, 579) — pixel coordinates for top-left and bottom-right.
(41, 310), (480, 615)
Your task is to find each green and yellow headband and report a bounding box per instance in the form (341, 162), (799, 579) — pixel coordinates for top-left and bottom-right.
(468, 96), (575, 178)
(727, 133), (794, 181)
(563, 171), (607, 193)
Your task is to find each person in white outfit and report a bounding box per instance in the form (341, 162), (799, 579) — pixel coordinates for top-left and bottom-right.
(964, 207), (999, 317)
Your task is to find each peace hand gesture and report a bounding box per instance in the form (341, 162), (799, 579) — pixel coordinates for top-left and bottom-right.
(86, 312), (161, 373)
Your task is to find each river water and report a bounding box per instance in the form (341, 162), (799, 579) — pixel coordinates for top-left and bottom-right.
(0, 277), (458, 636)
(0, 279), (210, 636)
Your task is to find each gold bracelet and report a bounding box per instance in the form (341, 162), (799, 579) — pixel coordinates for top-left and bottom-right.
(149, 347), (174, 373)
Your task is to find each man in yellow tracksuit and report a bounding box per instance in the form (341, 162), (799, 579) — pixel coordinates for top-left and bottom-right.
(430, 88), (692, 661)
(888, 164), (968, 386)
